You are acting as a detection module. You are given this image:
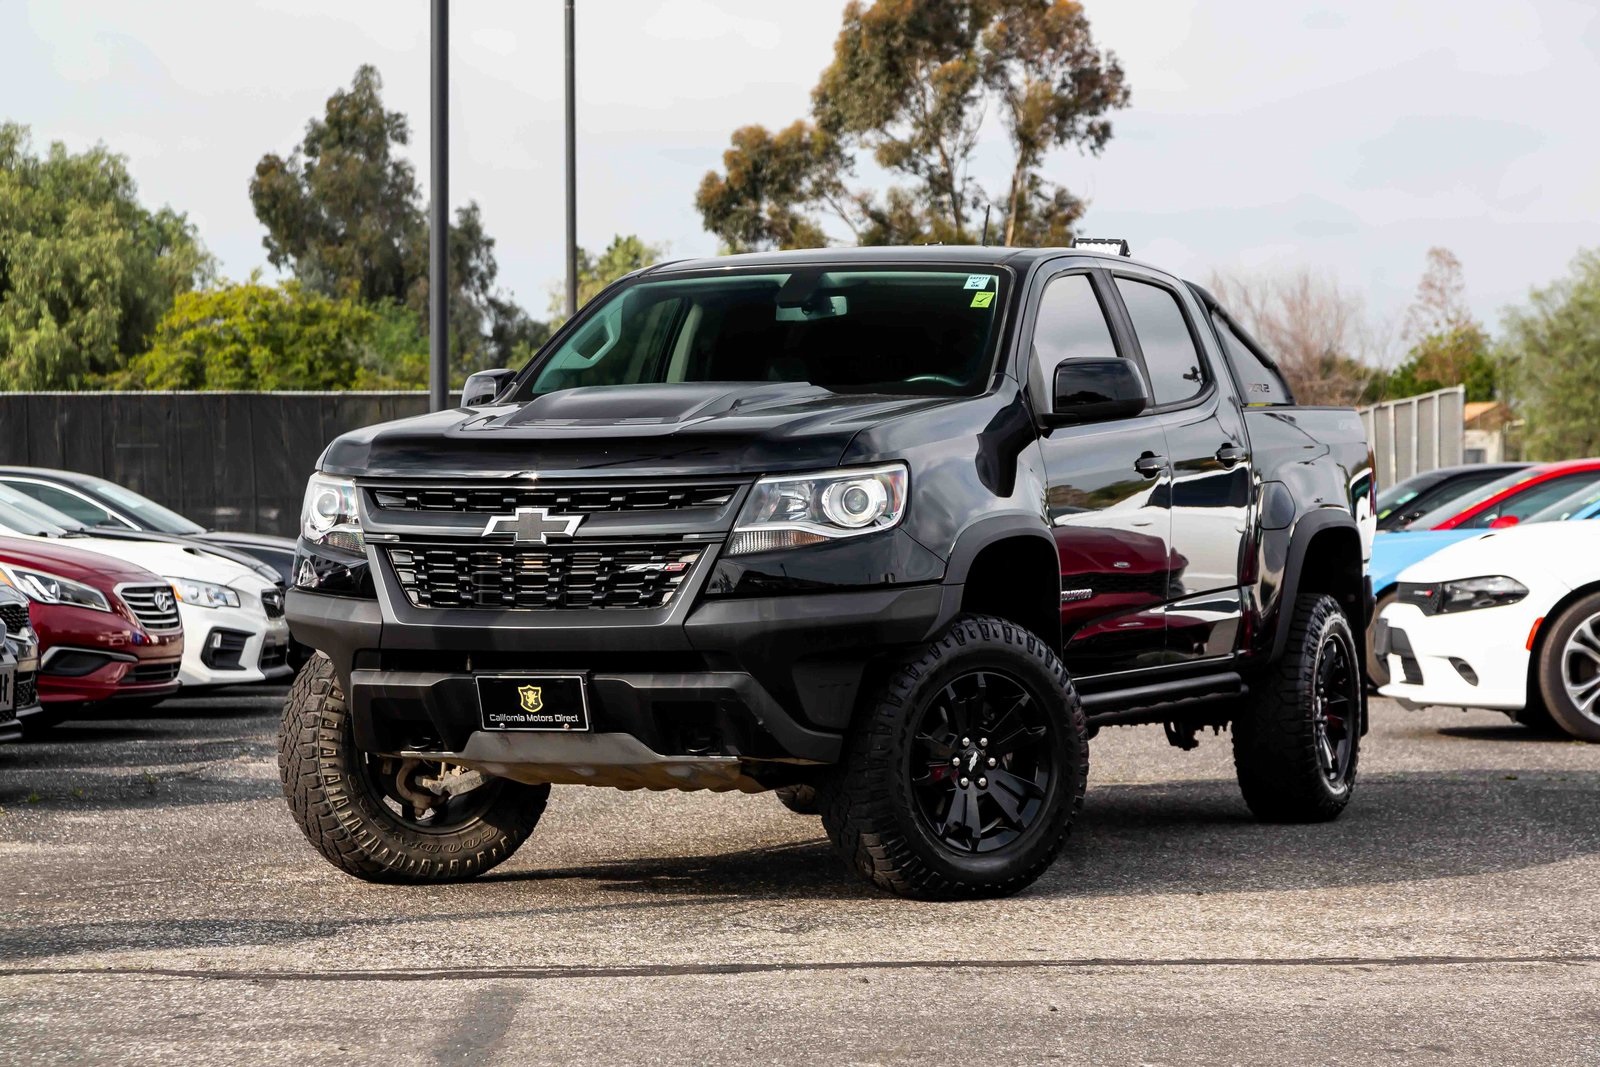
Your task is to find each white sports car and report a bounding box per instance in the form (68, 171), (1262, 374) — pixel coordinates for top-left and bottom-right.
(1376, 520), (1600, 741)
(0, 490), (291, 691)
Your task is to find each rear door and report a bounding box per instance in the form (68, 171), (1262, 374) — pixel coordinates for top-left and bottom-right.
(1025, 264), (1173, 677)
(1105, 270), (1250, 665)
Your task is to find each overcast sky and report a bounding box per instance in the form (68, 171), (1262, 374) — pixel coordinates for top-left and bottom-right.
(6, 0), (1597, 342)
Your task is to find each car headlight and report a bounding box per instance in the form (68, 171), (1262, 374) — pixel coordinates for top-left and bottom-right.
(170, 577), (242, 609)
(301, 474), (365, 554)
(726, 464), (908, 556)
(0, 563), (112, 613)
(1436, 575), (1528, 613)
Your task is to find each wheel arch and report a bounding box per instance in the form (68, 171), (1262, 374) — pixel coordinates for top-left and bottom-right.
(1271, 510), (1367, 665)
(944, 515), (1061, 652)
(1525, 580), (1600, 703)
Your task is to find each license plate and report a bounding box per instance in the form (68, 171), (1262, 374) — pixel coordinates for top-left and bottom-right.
(0, 663), (13, 714)
(476, 674), (590, 732)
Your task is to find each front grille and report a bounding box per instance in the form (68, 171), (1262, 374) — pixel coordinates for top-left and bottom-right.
(0, 602), (29, 635)
(129, 661), (181, 684)
(387, 541), (702, 610)
(260, 588), (285, 618)
(369, 482), (739, 514)
(259, 642), (289, 671)
(14, 671), (36, 709)
(120, 585), (182, 632)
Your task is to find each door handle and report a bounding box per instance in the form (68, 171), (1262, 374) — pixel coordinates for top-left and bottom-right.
(1215, 443), (1247, 467)
(1134, 452), (1166, 478)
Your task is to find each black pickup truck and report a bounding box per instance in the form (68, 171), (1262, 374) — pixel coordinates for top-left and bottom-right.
(281, 245), (1375, 899)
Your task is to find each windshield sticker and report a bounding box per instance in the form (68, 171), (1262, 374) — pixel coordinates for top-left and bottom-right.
(964, 274), (993, 290)
(970, 290), (995, 308)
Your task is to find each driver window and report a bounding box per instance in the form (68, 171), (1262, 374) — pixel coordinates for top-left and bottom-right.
(1030, 273), (1121, 400)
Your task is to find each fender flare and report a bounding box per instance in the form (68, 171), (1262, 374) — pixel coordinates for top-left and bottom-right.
(1268, 507), (1365, 664)
(941, 512), (1059, 589)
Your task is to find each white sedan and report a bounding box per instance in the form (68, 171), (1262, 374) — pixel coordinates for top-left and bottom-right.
(0, 492), (291, 690)
(1376, 520), (1600, 741)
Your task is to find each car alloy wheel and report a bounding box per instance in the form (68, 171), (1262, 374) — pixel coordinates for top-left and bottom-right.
(908, 669), (1055, 855)
(1558, 611), (1600, 726)
(1312, 623), (1359, 790)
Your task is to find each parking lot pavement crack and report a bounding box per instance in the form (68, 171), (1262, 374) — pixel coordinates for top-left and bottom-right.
(3, 954), (1597, 983)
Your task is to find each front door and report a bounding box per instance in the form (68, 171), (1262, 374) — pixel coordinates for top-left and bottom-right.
(1027, 268), (1173, 677)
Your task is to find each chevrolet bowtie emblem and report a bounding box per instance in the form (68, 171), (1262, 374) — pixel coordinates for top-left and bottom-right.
(483, 507), (585, 544)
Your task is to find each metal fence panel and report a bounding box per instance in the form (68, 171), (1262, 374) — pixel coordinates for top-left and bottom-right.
(1359, 386), (1467, 488)
(0, 392), (432, 536)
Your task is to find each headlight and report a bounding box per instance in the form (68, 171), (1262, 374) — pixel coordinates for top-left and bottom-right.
(301, 474), (364, 554)
(1436, 575), (1528, 613)
(726, 464), (907, 556)
(169, 577), (241, 610)
(0, 563), (112, 613)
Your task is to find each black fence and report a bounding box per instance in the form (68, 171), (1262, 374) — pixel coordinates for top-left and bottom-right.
(0, 392), (436, 537)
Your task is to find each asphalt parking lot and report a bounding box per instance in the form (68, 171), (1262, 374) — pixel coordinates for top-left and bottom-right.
(1, 687), (1597, 1066)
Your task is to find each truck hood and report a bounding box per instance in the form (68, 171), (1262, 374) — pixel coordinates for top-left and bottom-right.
(317, 382), (960, 479)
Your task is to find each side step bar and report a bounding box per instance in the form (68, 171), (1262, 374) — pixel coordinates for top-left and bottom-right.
(1079, 671), (1245, 729)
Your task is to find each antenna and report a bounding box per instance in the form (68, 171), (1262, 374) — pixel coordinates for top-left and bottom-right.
(980, 205), (992, 246)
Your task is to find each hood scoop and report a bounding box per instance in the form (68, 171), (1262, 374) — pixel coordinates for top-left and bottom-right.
(496, 382), (831, 428)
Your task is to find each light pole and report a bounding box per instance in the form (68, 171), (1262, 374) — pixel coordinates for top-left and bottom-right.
(564, 0), (578, 320)
(428, 0), (450, 412)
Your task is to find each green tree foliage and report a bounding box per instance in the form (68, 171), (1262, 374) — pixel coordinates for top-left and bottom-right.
(0, 123), (211, 388)
(1500, 250), (1600, 460)
(547, 234), (666, 330)
(249, 65), (542, 382)
(116, 277), (410, 389)
(697, 0), (1129, 251)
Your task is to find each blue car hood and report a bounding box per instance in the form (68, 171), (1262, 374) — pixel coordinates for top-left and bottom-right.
(1370, 529), (1485, 594)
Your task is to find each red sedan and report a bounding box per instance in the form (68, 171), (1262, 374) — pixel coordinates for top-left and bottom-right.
(0, 536), (184, 725)
(1408, 458), (1600, 531)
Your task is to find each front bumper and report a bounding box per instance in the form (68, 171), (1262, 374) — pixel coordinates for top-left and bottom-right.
(1375, 601), (1535, 712)
(177, 603), (293, 689)
(289, 581), (958, 783)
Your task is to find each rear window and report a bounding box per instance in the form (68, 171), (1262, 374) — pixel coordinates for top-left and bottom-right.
(1212, 315), (1292, 406)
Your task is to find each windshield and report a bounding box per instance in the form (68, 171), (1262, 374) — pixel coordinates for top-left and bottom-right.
(0, 483), (82, 536)
(1411, 468), (1600, 530)
(1525, 481), (1600, 524)
(83, 477), (205, 534)
(512, 266), (1009, 400)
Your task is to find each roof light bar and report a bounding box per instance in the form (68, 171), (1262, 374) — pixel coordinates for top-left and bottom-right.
(1071, 237), (1131, 257)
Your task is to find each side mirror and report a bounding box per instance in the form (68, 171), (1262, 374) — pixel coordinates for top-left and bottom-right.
(1488, 514), (1520, 529)
(1047, 357), (1148, 425)
(461, 368), (517, 407)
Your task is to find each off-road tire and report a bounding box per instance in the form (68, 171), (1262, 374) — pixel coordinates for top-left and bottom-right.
(1234, 594), (1361, 822)
(278, 653), (548, 882)
(774, 783), (820, 815)
(820, 614), (1089, 900)
(1535, 591), (1600, 742)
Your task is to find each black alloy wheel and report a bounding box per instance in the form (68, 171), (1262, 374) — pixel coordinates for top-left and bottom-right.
(909, 671), (1054, 854)
(820, 615), (1088, 899)
(1311, 623), (1360, 788)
